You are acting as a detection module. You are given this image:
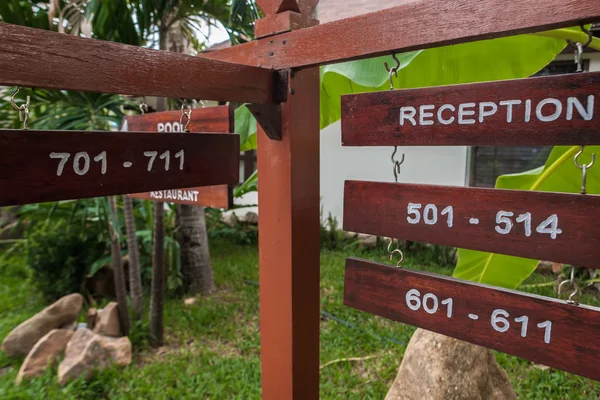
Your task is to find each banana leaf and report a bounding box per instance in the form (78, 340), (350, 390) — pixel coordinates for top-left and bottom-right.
(454, 146), (600, 289)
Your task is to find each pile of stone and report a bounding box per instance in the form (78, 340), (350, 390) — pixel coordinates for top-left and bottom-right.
(1, 294), (131, 385)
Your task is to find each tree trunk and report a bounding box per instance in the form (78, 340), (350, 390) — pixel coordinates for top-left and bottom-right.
(178, 205), (215, 295)
(108, 196), (130, 335)
(166, 20), (217, 296)
(122, 195), (143, 320)
(149, 202), (165, 346)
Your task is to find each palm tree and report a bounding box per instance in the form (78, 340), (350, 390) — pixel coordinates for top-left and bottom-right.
(123, 195), (143, 320)
(108, 196), (131, 335)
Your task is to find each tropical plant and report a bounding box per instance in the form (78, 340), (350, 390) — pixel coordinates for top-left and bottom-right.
(454, 145), (600, 289)
(123, 195), (144, 320)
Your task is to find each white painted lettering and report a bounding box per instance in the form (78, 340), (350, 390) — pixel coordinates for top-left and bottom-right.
(437, 104), (455, 125)
(524, 99), (532, 122)
(158, 123), (165, 132)
(399, 107), (417, 126)
(499, 100), (522, 123)
(458, 103), (476, 124)
(479, 101), (498, 122)
(192, 191), (199, 201)
(419, 105), (435, 126)
(536, 98), (562, 122)
(567, 95), (594, 121)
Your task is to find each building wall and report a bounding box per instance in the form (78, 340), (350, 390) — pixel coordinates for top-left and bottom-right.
(320, 121), (468, 225)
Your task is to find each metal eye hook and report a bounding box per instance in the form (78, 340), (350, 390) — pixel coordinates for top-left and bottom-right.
(387, 239), (404, 268)
(139, 97), (148, 115)
(384, 53), (401, 90)
(574, 146), (596, 194)
(180, 100), (193, 132)
(10, 87), (30, 130)
(558, 266), (579, 305)
(391, 146), (405, 182)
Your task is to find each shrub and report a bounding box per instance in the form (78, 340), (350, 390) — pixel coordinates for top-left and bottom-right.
(25, 221), (105, 302)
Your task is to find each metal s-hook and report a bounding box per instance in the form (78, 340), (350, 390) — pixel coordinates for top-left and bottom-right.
(387, 238), (404, 268)
(574, 146), (595, 194)
(180, 100), (193, 132)
(384, 53), (401, 90)
(139, 97), (148, 115)
(558, 266), (579, 305)
(574, 25), (593, 73)
(391, 146), (405, 182)
(10, 87), (30, 130)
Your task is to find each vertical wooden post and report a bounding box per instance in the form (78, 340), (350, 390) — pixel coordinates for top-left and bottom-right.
(254, 2), (320, 398)
(258, 67), (320, 400)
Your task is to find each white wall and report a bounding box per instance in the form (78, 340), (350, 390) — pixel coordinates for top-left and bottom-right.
(320, 121), (468, 225)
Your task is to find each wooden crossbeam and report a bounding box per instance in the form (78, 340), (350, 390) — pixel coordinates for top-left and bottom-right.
(344, 257), (600, 382)
(344, 182), (600, 269)
(342, 72), (600, 146)
(205, 0), (600, 69)
(0, 129), (239, 207)
(0, 23), (274, 104)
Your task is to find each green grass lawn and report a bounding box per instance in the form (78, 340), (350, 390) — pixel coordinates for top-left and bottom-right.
(0, 239), (599, 399)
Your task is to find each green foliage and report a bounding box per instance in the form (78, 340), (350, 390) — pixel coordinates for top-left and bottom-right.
(205, 208), (258, 245)
(24, 221), (104, 302)
(3, 240), (599, 398)
(454, 146), (600, 289)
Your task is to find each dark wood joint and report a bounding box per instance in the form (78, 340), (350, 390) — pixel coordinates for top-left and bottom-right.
(247, 103), (283, 140)
(273, 69), (290, 103)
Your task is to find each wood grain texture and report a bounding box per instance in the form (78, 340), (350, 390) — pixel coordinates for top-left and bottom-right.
(344, 257), (600, 381)
(124, 106), (234, 208)
(344, 182), (600, 268)
(258, 69), (321, 399)
(0, 129), (239, 207)
(205, 0), (600, 69)
(342, 72), (600, 146)
(0, 22), (274, 104)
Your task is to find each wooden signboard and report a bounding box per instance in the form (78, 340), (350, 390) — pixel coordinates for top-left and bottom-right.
(341, 72), (600, 146)
(344, 257), (600, 381)
(125, 106), (234, 208)
(0, 129), (239, 207)
(344, 181), (600, 268)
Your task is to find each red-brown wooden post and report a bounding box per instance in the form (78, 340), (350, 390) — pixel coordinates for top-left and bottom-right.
(254, 1), (320, 398)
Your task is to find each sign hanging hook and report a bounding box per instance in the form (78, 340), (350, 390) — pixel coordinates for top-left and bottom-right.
(180, 100), (193, 132)
(384, 53), (401, 90)
(387, 238), (404, 268)
(10, 87), (30, 130)
(139, 96), (149, 115)
(573, 24), (593, 73)
(574, 146), (595, 194)
(391, 146), (405, 182)
(558, 266), (580, 305)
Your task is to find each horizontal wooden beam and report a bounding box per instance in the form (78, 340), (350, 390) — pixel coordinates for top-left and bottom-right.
(0, 129), (239, 206)
(344, 182), (600, 268)
(344, 257), (600, 382)
(342, 72), (600, 146)
(205, 0), (600, 69)
(0, 23), (274, 104)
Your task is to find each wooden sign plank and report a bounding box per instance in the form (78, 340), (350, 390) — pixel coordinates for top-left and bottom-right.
(344, 257), (600, 381)
(0, 129), (239, 207)
(205, 0), (600, 69)
(342, 72), (600, 146)
(344, 181), (600, 268)
(125, 106), (234, 209)
(0, 22), (274, 104)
